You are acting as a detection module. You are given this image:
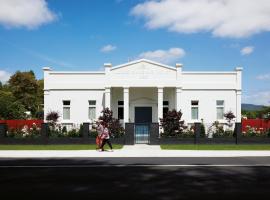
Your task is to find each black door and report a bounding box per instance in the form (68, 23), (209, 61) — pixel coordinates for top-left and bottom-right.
(135, 107), (152, 123)
(134, 107), (152, 144)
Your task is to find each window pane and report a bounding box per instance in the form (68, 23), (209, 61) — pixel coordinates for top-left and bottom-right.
(88, 107), (96, 119)
(163, 107), (169, 118)
(191, 100), (199, 106)
(216, 100), (224, 106)
(118, 101), (124, 106)
(118, 107), (124, 120)
(163, 101), (169, 106)
(191, 107), (198, 120)
(88, 100), (96, 105)
(217, 107), (224, 119)
(63, 100), (70, 106)
(63, 107), (70, 120)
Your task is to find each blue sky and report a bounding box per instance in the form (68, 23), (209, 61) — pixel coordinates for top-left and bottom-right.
(0, 0), (269, 105)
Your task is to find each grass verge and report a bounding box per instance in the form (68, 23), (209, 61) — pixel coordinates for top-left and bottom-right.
(0, 144), (123, 150)
(161, 144), (270, 150)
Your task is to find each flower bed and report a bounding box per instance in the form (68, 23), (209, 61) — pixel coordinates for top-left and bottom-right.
(242, 125), (270, 137)
(7, 123), (41, 138)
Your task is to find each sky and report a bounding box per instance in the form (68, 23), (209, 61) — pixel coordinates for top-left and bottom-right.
(0, 0), (269, 106)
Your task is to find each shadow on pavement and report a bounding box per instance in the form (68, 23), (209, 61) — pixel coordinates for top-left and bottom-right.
(0, 158), (270, 199)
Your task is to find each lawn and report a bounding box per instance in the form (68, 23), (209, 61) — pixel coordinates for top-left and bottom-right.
(161, 144), (270, 150)
(0, 144), (123, 150)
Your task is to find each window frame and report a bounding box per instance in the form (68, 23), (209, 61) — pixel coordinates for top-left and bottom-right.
(63, 100), (71, 120)
(216, 100), (225, 120)
(163, 101), (169, 118)
(88, 100), (96, 120)
(191, 100), (199, 120)
(118, 101), (124, 120)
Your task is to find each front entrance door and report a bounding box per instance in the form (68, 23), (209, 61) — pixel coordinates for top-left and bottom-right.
(134, 107), (152, 144)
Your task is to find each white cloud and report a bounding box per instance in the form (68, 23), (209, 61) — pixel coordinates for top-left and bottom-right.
(100, 45), (117, 53)
(0, 70), (11, 83)
(0, 0), (57, 29)
(256, 74), (270, 80)
(131, 0), (270, 38)
(241, 46), (254, 55)
(243, 91), (270, 106)
(138, 47), (185, 64)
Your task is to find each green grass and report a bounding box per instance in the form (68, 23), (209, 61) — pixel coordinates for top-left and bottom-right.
(161, 144), (270, 150)
(0, 144), (123, 150)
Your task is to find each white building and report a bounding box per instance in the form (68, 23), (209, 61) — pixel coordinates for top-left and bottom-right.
(43, 59), (242, 129)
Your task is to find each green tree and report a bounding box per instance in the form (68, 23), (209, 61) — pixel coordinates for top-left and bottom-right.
(8, 71), (39, 116)
(0, 91), (26, 119)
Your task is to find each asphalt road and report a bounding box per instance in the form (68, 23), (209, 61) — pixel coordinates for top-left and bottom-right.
(1, 157), (270, 199)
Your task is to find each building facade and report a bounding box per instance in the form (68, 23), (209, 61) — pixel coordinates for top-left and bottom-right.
(43, 59), (242, 129)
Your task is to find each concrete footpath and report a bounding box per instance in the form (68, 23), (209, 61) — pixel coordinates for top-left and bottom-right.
(1, 145), (270, 158)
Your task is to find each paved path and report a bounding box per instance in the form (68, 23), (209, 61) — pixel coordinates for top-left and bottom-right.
(1, 144), (270, 158)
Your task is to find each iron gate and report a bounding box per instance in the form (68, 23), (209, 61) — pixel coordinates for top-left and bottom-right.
(135, 123), (150, 144)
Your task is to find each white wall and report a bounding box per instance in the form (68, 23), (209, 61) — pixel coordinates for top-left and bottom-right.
(180, 90), (236, 125)
(44, 90), (105, 125)
(43, 59), (241, 126)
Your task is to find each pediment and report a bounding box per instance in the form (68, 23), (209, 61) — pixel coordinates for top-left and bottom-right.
(110, 59), (176, 80)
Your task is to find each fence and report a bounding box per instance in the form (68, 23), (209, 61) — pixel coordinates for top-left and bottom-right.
(0, 121), (269, 145)
(0, 120), (43, 129)
(242, 119), (270, 132)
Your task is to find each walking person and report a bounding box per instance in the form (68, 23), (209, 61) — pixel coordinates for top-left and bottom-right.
(99, 123), (113, 152)
(96, 120), (104, 150)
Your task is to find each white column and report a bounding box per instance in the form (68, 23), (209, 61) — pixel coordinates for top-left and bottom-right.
(236, 90), (241, 122)
(105, 87), (111, 109)
(158, 87), (164, 122)
(176, 87), (182, 111)
(124, 87), (129, 123)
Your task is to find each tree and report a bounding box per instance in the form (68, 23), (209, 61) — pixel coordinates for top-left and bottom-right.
(0, 91), (26, 119)
(159, 109), (185, 136)
(8, 71), (39, 116)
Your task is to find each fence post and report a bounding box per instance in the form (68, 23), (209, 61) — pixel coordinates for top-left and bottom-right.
(41, 123), (49, 139)
(0, 123), (7, 138)
(125, 123), (134, 145)
(235, 122), (242, 144)
(150, 123), (159, 145)
(82, 123), (89, 139)
(194, 122), (201, 144)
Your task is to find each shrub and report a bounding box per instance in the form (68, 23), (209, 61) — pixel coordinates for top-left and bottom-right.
(242, 126), (268, 137)
(224, 111), (236, 128)
(160, 109), (187, 137)
(6, 123), (41, 138)
(200, 119), (206, 138)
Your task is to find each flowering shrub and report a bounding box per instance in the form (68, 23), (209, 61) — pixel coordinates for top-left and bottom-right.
(7, 123), (41, 138)
(160, 109), (187, 137)
(48, 124), (83, 138)
(208, 121), (234, 138)
(242, 125), (268, 137)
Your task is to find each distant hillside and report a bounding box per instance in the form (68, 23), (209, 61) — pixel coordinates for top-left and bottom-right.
(242, 103), (264, 111)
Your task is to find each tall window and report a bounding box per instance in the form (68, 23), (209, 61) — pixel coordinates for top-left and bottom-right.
(88, 100), (96, 120)
(63, 100), (70, 120)
(118, 101), (124, 120)
(216, 100), (224, 120)
(163, 101), (169, 118)
(191, 100), (199, 120)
